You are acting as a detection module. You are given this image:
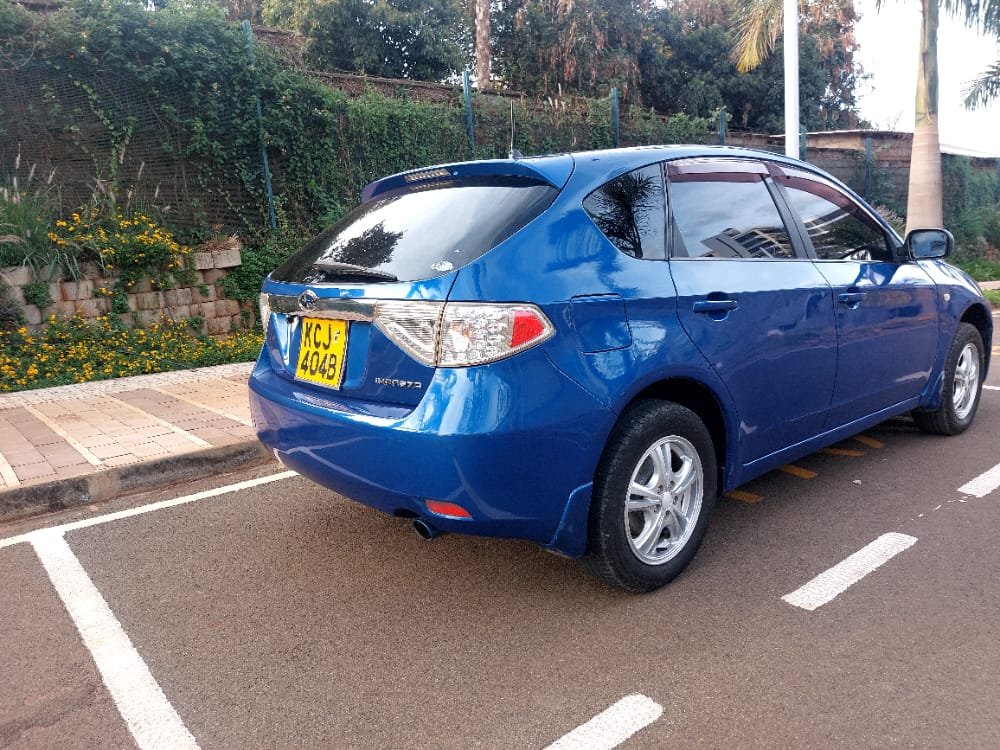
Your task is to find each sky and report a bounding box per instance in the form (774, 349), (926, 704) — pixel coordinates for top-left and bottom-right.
(853, 0), (999, 156)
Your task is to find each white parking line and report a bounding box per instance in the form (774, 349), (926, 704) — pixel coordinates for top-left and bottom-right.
(0, 471), (297, 549)
(958, 461), (1000, 498)
(0, 472), (299, 749)
(983, 385), (1000, 391)
(544, 694), (663, 750)
(32, 530), (200, 750)
(782, 533), (918, 611)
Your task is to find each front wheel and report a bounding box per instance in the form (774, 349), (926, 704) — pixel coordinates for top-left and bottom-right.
(913, 322), (984, 436)
(581, 400), (717, 592)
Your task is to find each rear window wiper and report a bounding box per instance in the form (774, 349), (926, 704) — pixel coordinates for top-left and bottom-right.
(311, 261), (399, 282)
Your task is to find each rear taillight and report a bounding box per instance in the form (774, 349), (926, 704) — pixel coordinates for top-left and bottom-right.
(373, 301), (553, 367)
(370, 300), (442, 366)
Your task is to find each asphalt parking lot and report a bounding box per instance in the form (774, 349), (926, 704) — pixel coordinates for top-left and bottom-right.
(3, 361), (1000, 749)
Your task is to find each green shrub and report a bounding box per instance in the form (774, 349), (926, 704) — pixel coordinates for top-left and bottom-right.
(21, 280), (53, 308)
(951, 257), (1000, 282)
(221, 229), (308, 310)
(942, 157), (999, 249)
(0, 277), (23, 331)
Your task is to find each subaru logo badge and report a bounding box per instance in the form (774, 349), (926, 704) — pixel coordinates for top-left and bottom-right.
(298, 289), (319, 311)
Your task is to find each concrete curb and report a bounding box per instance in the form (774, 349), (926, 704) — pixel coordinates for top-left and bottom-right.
(0, 441), (273, 524)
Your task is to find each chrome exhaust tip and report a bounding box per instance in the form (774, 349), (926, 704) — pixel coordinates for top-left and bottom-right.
(412, 518), (440, 540)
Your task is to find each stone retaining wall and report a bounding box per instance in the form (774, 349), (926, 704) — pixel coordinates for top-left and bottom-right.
(0, 247), (251, 335)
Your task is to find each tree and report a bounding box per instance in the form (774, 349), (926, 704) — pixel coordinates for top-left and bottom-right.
(961, 2), (1000, 109)
(493, 0), (646, 99)
(732, 0), (996, 231)
(475, 0), (492, 89)
(301, 0), (465, 81)
(639, 2), (861, 130)
(964, 60), (1000, 107)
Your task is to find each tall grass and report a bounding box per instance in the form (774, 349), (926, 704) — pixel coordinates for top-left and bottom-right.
(0, 149), (73, 279)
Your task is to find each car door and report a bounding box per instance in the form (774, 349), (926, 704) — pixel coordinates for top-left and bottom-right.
(666, 158), (838, 463)
(771, 166), (939, 428)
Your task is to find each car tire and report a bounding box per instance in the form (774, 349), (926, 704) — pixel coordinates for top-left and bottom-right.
(913, 322), (984, 436)
(581, 399), (717, 593)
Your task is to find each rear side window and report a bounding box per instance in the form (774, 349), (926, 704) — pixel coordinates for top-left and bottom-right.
(583, 165), (666, 259)
(774, 169), (893, 262)
(271, 176), (557, 284)
(668, 161), (795, 259)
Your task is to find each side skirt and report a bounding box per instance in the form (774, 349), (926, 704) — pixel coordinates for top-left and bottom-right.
(729, 396), (923, 491)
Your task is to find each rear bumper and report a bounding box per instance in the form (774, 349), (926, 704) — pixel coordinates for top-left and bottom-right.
(249, 349), (612, 554)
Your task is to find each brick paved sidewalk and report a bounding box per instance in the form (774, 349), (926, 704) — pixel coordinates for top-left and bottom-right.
(0, 363), (260, 498)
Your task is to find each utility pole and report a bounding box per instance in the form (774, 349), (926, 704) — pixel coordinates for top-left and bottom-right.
(783, 0), (799, 159)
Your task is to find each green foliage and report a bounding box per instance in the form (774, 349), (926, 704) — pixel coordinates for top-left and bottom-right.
(982, 289), (1000, 307)
(1, 0), (709, 265)
(494, 0), (645, 100)
(951, 257), (1000, 282)
(22, 280), (53, 308)
(302, 0), (466, 80)
(638, 13), (854, 132)
(221, 229), (307, 306)
(942, 157), (1000, 251)
(0, 314), (262, 392)
(0, 0), (35, 66)
(0, 154), (59, 272)
(0, 277), (24, 331)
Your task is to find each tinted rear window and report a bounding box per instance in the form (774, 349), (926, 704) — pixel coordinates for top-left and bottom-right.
(271, 176), (558, 284)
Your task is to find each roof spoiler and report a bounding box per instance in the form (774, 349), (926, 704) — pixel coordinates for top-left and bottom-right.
(361, 155), (574, 203)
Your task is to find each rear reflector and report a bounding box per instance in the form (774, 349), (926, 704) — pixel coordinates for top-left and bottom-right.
(425, 500), (473, 519)
(511, 309), (546, 348)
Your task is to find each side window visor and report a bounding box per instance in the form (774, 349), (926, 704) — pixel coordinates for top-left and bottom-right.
(773, 167), (893, 262)
(666, 159), (796, 259)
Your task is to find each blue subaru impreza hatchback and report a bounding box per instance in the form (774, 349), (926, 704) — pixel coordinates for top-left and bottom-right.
(249, 146), (991, 591)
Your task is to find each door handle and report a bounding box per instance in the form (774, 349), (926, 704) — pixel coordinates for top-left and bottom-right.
(837, 292), (866, 307)
(693, 299), (739, 314)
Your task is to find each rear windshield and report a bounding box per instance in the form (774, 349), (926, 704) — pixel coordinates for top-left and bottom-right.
(271, 176), (558, 284)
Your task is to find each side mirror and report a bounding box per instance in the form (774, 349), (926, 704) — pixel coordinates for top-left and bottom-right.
(905, 228), (954, 260)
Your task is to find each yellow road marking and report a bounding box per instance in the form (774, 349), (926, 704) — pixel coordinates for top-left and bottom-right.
(780, 464), (817, 479)
(852, 435), (884, 449)
(726, 489), (764, 504)
(821, 447), (866, 457)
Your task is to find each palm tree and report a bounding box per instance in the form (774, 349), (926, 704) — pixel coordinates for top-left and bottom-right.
(963, 60), (1000, 107)
(733, 0), (997, 232)
(962, 1), (1000, 109)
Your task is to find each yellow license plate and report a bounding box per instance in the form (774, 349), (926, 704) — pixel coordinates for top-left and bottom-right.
(295, 318), (348, 388)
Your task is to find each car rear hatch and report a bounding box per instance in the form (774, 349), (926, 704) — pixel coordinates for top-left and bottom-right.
(259, 156), (573, 410)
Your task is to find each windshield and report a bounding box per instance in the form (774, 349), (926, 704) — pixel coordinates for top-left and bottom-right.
(271, 176), (558, 284)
